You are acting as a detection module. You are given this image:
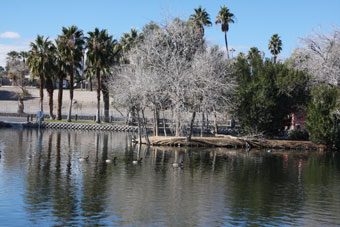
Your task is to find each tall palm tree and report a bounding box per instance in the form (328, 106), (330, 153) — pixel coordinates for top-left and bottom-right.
(268, 34), (282, 63)
(215, 5), (235, 59)
(55, 38), (68, 120)
(86, 28), (116, 123)
(189, 6), (212, 37)
(27, 35), (55, 117)
(58, 25), (84, 122)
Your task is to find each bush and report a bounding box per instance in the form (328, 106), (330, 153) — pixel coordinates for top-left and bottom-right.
(233, 51), (309, 137)
(288, 128), (309, 141)
(306, 84), (340, 149)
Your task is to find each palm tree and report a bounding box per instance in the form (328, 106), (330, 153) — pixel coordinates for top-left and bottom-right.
(247, 47), (261, 60)
(84, 67), (95, 91)
(268, 34), (282, 63)
(7, 51), (20, 61)
(215, 5), (235, 59)
(118, 29), (140, 64)
(189, 6), (212, 37)
(86, 28), (116, 123)
(27, 35), (55, 117)
(19, 51), (28, 63)
(58, 25), (84, 122)
(55, 38), (68, 120)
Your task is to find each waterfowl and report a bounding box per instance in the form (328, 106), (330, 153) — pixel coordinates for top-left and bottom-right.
(267, 150), (272, 153)
(133, 158), (142, 164)
(79, 156), (89, 162)
(106, 157), (117, 163)
(172, 160), (184, 168)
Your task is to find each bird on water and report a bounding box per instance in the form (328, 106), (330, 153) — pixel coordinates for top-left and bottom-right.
(133, 158), (142, 164)
(79, 156), (89, 162)
(172, 160), (184, 168)
(106, 157), (117, 163)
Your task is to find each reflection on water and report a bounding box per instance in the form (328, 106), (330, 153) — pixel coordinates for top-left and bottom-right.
(0, 128), (340, 226)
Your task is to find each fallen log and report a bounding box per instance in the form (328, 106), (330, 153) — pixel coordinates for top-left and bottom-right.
(137, 136), (328, 151)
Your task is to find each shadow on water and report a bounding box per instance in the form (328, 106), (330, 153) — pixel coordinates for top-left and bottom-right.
(0, 128), (340, 226)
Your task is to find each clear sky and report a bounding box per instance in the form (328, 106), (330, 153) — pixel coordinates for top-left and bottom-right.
(1, 0), (339, 67)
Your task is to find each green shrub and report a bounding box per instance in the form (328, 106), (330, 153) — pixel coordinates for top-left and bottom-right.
(288, 128), (309, 141)
(233, 50), (309, 137)
(306, 84), (340, 149)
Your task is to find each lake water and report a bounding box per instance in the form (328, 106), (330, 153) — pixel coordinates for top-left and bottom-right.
(0, 128), (340, 226)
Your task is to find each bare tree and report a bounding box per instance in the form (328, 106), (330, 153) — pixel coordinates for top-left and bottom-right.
(7, 59), (30, 113)
(291, 26), (340, 86)
(109, 18), (235, 141)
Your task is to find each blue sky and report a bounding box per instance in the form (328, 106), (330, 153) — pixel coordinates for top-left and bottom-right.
(1, 0), (339, 67)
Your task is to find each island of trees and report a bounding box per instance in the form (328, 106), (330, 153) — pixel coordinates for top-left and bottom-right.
(2, 5), (340, 149)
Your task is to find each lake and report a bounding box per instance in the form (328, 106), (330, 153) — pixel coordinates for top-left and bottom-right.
(0, 128), (340, 226)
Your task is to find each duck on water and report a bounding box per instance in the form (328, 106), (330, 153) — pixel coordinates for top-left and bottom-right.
(133, 158), (142, 165)
(172, 160), (184, 168)
(106, 157), (117, 163)
(79, 156), (89, 162)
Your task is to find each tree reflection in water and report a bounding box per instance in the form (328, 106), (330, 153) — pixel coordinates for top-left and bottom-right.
(0, 129), (339, 226)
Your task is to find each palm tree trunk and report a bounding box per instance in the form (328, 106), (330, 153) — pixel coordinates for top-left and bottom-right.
(96, 68), (101, 123)
(45, 77), (54, 119)
(89, 78), (93, 91)
(67, 66), (74, 122)
(101, 74), (110, 122)
(48, 90), (54, 120)
(39, 75), (44, 113)
(225, 31), (229, 59)
(57, 73), (63, 120)
(274, 55), (277, 64)
(102, 82), (110, 123)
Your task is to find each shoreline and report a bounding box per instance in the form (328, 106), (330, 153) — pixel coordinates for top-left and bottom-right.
(0, 119), (330, 151)
(137, 136), (329, 151)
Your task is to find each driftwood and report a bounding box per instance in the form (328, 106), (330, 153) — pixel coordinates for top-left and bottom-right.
(137, 136), (328, 151)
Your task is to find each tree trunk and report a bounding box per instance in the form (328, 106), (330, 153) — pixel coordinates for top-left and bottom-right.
(137, 110), (142, 144)
(141, 109), (150, 145)
(187, 111), (196, 141)
(225, 31), (229, 60)
(46, 77), (54, 120)
(153, 107), (159, 136)
(213, 107), (218, 134)
(161, 105), (167, 137)
(17, 96), (24, 114)
(89, 78), (93, 91)
(102, 81), (110, 123)
(67, 66), (74, 122)
(57, 73), (63, 120)
(201, 111), (205, 137)
(274, 55), (277, 64)
(48, 90), (54, 119)
(206, 112), (210, 131)
(175, 111), (181, 137)
(39, 75), (44, 113)
(96, 68), (101, 123)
